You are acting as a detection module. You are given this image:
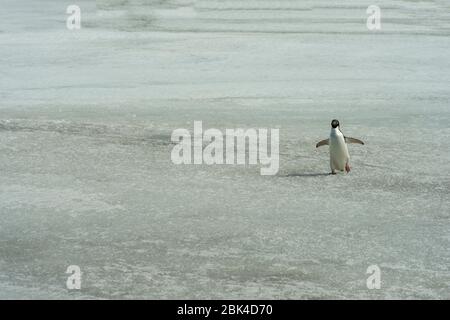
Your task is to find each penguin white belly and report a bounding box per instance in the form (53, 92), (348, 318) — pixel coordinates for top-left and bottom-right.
(329, 132), (349, 171)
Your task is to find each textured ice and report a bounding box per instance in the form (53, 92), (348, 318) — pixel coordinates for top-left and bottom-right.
(0, 0), (449, 299)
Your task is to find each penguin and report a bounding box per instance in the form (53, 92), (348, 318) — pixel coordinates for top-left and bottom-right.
(316, 119), (364, 174)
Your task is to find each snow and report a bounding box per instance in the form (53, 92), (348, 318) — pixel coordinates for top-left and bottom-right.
(0, 0), (449, 299)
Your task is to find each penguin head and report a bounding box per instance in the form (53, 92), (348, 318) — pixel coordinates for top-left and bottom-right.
(331, 119), (340, 129)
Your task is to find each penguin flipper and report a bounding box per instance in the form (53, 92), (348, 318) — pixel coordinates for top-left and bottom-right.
(316, 139), (329, 148)
(345, 137), (364, 145)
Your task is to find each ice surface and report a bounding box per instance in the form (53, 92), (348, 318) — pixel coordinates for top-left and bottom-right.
(0, 0), (449, 299)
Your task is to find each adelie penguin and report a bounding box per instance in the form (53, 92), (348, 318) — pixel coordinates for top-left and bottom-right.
(316, 119), (364, 174)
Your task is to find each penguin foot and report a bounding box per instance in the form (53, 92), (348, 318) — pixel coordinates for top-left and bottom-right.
(345, 163), (351, 173)
(330, 171), (337, 175)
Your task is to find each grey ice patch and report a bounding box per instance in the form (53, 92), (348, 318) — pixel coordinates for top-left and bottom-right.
(0, 119), (171, 146)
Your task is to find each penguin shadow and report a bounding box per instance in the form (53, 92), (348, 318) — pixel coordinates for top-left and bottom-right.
(281, 172), (331, 178)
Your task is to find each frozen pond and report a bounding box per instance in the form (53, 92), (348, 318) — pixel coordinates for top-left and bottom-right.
(0, 0), (449, 299)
